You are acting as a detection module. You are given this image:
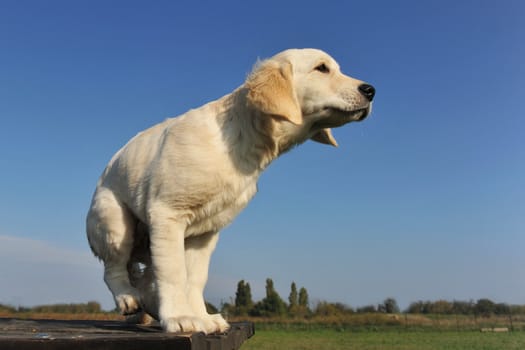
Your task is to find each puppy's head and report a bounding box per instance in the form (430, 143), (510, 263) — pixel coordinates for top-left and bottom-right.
(246, 48), (374, 147)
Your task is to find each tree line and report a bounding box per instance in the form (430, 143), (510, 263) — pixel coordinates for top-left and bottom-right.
(0, 301), (103, 314)
(220, 278), (525, 318)
(406, 299), (525, 317)
(222, 279), (311, 318)
(221, 279), (403, 318)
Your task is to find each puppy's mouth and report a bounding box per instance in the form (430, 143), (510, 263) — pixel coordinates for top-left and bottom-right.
(313, 107), (369, 129)
(348, 108), (369, 122)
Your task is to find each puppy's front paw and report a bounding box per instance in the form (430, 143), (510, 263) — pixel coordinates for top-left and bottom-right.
(115, 293), (141, 315)
(208, 314), (230, 333)
(161, 316), (208, 333)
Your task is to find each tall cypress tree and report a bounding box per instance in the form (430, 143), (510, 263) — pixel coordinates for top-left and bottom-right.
(289, 282), (298, 315)
(299, 286), (310, 315)
(252, 278), (287, 317)
(235, 280), (253, 315)
(289, 282), (298, 307)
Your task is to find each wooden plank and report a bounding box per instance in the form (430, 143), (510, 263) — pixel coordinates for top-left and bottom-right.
(0, 318), (254, 350)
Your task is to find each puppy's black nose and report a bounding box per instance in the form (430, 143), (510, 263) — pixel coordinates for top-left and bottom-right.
(358, 84), (375, 102)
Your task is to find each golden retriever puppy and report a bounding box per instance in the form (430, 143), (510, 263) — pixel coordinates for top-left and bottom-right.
(86, 48), (375, 333)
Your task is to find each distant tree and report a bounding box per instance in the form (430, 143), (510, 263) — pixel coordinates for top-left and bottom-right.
(406, 301), (425, 314)
(17, 306), (31, 313)
(315, 301), (336, 316)
(380, 298), (400, 314)
(251, 278), (287, 317)
(431, 300), (453, 314)
(298, 287), (309, 309)
(234, 280), (253, 316)
(356, 305), (377, 313)
(0, 304), (17, 313)
(314, 301), (353, 316)
(476, 298), (496, 317)
(494, 303), (510, 315)
(264, 278), (287, 315)
(510, 305), (525, 315)
(452, 300), (474, 315)
(294, 286), (310, 316)
(220, 301), (235, 318)
(288, 282), (298, 316)
(86, 301), (102, 313)
(289, 282), (298, 308)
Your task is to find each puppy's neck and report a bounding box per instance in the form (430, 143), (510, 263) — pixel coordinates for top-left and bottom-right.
(218, 88), (304, 175)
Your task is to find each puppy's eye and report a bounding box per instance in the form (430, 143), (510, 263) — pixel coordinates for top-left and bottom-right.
(315, 63), (330, 73)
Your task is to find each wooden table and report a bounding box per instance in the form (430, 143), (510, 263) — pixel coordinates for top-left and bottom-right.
(0, 318), (254, 350)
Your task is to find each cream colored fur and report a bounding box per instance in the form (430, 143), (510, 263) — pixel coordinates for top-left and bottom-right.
(86, 48), (373, 333)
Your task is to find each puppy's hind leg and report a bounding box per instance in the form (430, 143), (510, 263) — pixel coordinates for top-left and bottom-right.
(86, 188), (141, 315)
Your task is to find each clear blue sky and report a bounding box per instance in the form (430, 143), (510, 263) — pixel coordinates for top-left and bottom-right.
(1, 0), (524, 311)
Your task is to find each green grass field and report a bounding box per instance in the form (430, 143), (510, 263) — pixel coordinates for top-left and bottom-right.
(243, 329), (525, 350)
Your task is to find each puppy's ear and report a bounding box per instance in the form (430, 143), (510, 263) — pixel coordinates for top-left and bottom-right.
(311, 128), (338, 147)
(245, 60), (302, 125)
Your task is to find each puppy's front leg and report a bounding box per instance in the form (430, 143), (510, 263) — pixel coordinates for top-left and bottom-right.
(149, 207), (206, 333)
(185, 231), (230, 333)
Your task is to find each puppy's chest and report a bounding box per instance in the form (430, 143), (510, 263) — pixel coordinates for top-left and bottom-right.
(185, 178), (258, 236)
